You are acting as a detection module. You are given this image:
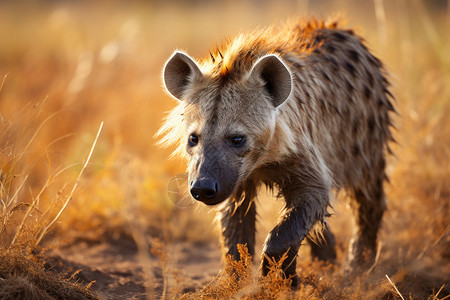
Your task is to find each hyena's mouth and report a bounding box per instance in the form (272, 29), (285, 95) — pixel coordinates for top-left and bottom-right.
(197, 197), (225, 206)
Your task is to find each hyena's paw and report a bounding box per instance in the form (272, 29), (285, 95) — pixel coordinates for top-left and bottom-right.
(345, 239), (378, 275)
(261, 253), (300, 289)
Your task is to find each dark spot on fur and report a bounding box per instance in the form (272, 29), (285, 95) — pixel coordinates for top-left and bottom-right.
(377, 97), (385, 107)
(234, 59), (240, 69)
(305, 90), (312, 100)
(331, 104), (342, 118)
(366, 70), (374, 88)
(364, 85), (371, 99)
(374, 182), (382, 199)
(333, 31), (348, 41)
(307, 122), (313, 136)
(292, 62), (303, 69)
(319, 98), (325, 107)
(320, 102), (328, 114)
(352, 144), (361, 156)
(344, 61), (356, 77)
(325, 44), (336, 53)
(314, 33), (326, 43)
(348, 49), (360, 63)
(326, 57), (338, 71)
(376, 176), (383, 190)
(378, 95), (395, 111)
(346, 80), (355, 95)
(243, 50), (253, 61)
(352, 118), (360, 135)
(320, 70), (331, 82)
(368, 116), (375, 133)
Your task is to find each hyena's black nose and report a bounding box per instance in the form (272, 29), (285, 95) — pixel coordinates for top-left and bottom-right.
(190, 178), (218, 203)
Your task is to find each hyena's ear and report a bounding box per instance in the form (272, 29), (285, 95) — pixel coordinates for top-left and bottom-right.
(250, 54), (292, 107)
(163, 51), (202, 100)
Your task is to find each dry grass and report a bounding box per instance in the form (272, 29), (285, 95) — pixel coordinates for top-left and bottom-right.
(0, 0), (449, 299)
(0, 250), (97, 300)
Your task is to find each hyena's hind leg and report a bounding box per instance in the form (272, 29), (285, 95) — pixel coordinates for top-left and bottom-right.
(348, 173), (386, 271)
(306, 223), (337, 262)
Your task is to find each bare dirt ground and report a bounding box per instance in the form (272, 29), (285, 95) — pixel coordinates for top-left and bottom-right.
(47, 236), (221, 299)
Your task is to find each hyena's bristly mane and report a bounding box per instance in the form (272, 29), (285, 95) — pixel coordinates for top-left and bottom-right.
(200, 18), (342, 81)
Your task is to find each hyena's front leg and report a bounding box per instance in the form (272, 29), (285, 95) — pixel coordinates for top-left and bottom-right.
(218, 193), (256, 261)
(261, 185), (329, 287)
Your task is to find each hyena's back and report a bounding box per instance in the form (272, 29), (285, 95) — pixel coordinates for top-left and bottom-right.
(205, 20), (394, 191)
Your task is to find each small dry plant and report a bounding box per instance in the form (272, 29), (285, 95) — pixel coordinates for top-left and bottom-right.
(178, 244), (253, 299)
(179, 244), (299, 299)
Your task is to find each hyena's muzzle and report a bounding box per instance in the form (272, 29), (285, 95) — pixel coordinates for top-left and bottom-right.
(188, 149), (239, 205)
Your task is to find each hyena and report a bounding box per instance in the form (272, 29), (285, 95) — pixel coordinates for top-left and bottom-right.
(159, 19), (394, 285)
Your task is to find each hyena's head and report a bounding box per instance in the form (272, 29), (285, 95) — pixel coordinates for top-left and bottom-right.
(161, 51), (292, 205)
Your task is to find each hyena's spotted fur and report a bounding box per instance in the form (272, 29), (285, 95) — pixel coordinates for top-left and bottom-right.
(159, 19), (395, 285)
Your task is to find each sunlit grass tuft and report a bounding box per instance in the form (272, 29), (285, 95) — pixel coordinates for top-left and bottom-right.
(0, 101), (101, 298)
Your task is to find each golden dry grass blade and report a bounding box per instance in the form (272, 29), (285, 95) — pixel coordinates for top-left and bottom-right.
(0, 73), (7, 93)
(9, 177), (51, 247)
(15, 107), (62, 163)
(0, 175), (29, 239)
(373, 0), (387, 46)
(45, 133), (76, 152)
(11, 159), (64, 247)
(386, 274), (406, 300)
(8, 174), (29, 208)
(433, 284), (449, 300)
(417, 224), (450, 260)
(35, 121), (103, 245)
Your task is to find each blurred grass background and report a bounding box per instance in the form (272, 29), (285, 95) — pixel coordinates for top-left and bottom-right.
(0, 0), (449, 298)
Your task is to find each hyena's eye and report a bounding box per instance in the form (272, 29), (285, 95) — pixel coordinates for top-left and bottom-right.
(188, 134), (199, 146)
(228, 136), (246, 147)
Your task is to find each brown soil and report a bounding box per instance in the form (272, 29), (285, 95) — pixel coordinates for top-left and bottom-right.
(47, 237), (221, 299)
